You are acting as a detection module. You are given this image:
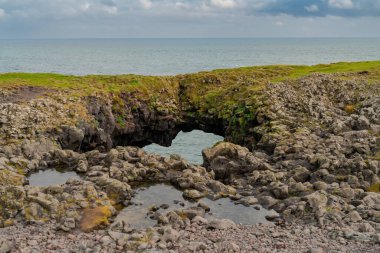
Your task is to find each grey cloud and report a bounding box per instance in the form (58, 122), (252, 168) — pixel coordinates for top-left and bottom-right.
(0, 0), (379, 38)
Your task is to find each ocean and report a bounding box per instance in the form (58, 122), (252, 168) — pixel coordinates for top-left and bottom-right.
(0, 38), (379, 76)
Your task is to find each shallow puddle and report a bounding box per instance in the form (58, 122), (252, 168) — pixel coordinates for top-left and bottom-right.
(114, 184), (273, 229)
(143, 130), (224, 164)
(27, 169), (80, 186)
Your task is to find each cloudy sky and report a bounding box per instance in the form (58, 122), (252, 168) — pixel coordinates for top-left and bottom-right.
(0, 0), (379, 38)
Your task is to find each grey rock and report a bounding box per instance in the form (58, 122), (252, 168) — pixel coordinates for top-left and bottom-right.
(0, 239), (12, 253)
(208, 219), (236, 230)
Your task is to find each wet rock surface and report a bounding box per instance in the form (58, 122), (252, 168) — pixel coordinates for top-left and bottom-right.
(0, 73), (379, 252)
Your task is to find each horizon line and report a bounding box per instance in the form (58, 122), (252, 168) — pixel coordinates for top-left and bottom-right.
(1, 36), (380, 40)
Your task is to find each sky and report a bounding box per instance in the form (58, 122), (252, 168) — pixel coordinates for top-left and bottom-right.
(0, 0), (379, 38)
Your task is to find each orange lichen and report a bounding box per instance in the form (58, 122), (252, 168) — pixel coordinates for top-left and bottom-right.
(344, 104), (355, 114)
(79, 205), (112, 232)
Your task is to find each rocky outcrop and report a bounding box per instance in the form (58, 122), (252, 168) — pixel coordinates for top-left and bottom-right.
(0, 70), (379, 251)
(200, 74), (380, 242)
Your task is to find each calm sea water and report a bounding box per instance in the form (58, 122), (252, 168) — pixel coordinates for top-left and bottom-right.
(0, 38), (379, 76)
(144, 130), (224, 164)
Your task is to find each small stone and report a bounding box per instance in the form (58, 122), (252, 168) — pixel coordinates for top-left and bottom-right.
(157, 243), (166, 249)
(358, 223), (375, 233)
(265, 210), (280, 221)
(198, 202), (211, 212)
(230, 243), (240, 251)
(192, 216), (208, 225)
(309, 248), (324, 253)
(160, 204), (169, 209)
(208, 219), (236, 230)
(347, 211), (362, 222)
(239, 196), (258, 206)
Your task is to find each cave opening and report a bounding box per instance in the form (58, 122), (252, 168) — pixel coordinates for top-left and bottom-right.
(143, 129), (224, 164)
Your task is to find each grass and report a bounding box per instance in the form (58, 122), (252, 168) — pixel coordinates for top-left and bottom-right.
(0, 61), (378, 93)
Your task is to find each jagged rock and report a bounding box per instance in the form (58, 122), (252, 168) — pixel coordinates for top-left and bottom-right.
(183, 189), (205, 199)
(292, 167), (311, 182)
(259, 196), (279, 209)
(58, 126), (84, 151)
(162, 227), (180, 243)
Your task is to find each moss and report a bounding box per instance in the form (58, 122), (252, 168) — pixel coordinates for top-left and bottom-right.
(79, 205), (112, 232)
(6, 161), (28, 176)
(0, 169), (25, 186)
(367, 182), (380, 193)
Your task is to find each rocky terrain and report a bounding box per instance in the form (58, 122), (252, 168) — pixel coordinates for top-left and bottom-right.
(0, 62), (379, 252)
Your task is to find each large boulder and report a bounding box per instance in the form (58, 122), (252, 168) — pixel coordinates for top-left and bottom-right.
(202, 142), (270, 182)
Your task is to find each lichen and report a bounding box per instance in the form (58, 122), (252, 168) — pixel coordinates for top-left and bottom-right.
(79, 205), (112, 232)
(367, 182), (380, 193)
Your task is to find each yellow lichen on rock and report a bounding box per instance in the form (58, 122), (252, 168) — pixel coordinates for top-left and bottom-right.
(367, 182), (380, 193)
(79, 205), (112, 232)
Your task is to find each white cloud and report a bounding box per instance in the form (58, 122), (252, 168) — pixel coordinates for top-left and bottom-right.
(275, 20), (283, 26)
(209, 0), (237, 9)
(140, 0), (153, 9)
(305, 4), (319, 12)
(80, 3), (91, 12)
(328, 0), (354, 9)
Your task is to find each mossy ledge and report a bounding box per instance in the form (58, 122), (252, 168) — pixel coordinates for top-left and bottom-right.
(1, 61), (379, 152)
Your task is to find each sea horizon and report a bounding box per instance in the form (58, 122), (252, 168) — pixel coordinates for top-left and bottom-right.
(1, 37), (380, 76)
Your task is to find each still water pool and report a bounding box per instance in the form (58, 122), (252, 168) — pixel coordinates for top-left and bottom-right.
(114, 184), (273, 229)
(27, 169), (80, 186)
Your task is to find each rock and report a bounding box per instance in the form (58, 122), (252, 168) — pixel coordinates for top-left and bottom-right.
(259, 196), (278, 209)
(181, 207), (205, 220)
(76, 159), (88, 173)
(355, 115), (370, 130)
(100, 236), (113, 246)
(207, 219), (236, 230)
(372, 233), (380, 243)
(192, 216), (208, 225)
(309, 248), (324, 253)
(313, 181), (328, 191)
(59, 125), (84, 150)
(162, 227), (180, 243)
(183, 189), (205, 199)
(265, 210), (280, 221)
(0, 238), (12, 253)
(292, 166), (310, 182)
(61, 218), (76, 231)
(306, 191), (328, 225)
(358, 223), (376, 233)
(239, 196), (258, 206)
(230, 242), (240, 251)
(347, 211), (362, 222)
(197, 202), (211, 212)
(272, 184), (289, 199)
